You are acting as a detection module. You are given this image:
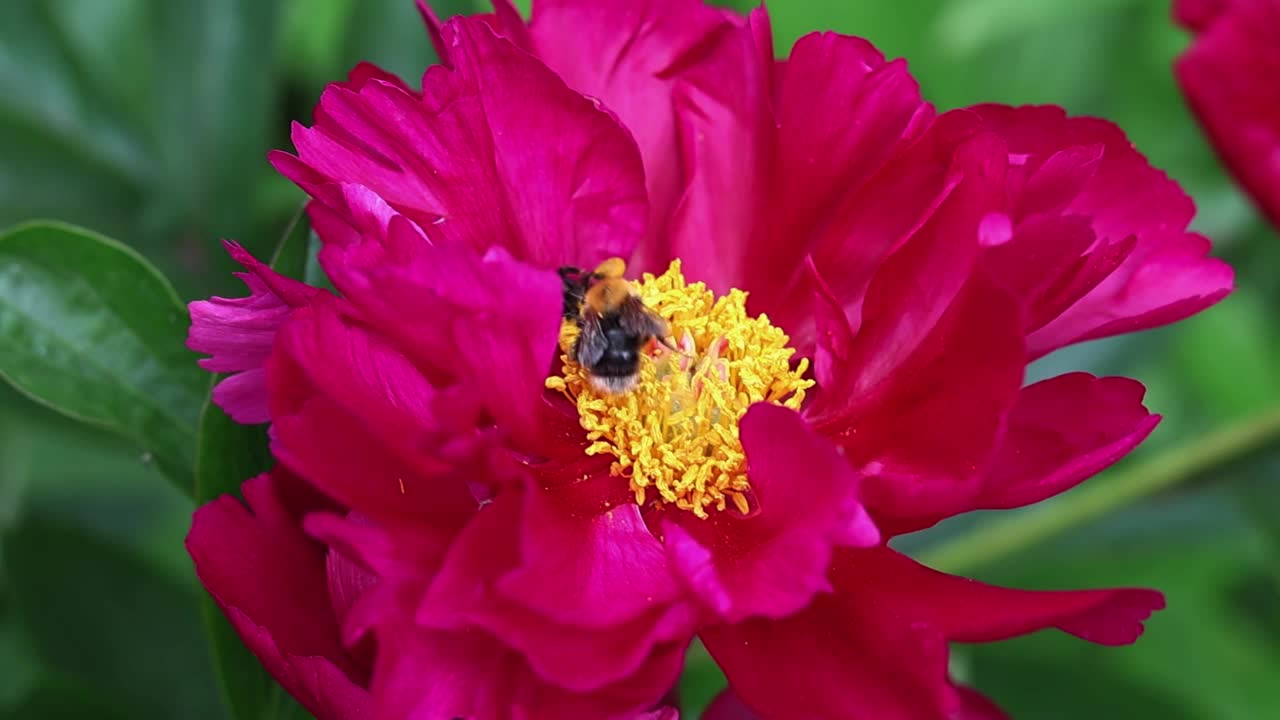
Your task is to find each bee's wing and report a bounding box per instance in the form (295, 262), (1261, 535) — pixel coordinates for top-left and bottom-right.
(574, 311), (608, 367)
(617, 295), (668, 339)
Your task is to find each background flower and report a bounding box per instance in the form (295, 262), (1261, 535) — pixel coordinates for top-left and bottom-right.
(1175, 0), (1280, 229)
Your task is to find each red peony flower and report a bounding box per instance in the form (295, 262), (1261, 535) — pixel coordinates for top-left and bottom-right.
(188, 2), (1234, 718)
(1175, 0), (1280, 228)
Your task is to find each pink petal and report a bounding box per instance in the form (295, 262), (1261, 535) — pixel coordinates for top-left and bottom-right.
(265, 297), (481, 521)
(186, 472), (370, 718)
(496, 481), (683, 628)
(791, 109), (976, 359)
(187, 241), (319, 424)
(663, 405), (878, 623)
(276, 16), (646, 270)
(333, 231), (564, 453)
(515, 0), (744, 270)
(418, 490), (695, 694)
(977, 373), (1160, 510)
(955, 686), (1011, 720)
(702, 689), (759, 720)
(743, 31), (935, 329)
(1176, 0), (1280, 228)
(846, 546), (1165, 646)
(878, 372), (1160, 536)
(812, 272), (1025, 532)
(806, 127), (1008, 416)
(665, 7), (774, 291)
(701, 591), (955, 720)
(966, 105), (1233, 357)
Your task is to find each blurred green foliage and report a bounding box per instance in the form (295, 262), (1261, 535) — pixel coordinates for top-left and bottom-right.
(0, 0), (1277, 718)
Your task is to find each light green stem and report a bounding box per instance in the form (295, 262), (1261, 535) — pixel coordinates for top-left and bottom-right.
(920, 406), (1280, 574)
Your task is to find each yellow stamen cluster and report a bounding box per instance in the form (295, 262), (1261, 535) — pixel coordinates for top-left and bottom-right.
(546, 260), (813, 518)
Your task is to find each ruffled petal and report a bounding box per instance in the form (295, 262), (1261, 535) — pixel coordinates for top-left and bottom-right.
(702, 689), (758, 720)
(506, 0), (744, 269)
(327, 217), (565, 453)
(976, 373), (1159, 510)
(417, 490), (695, 695)
(741, 31), (934, 333)
(663, 404), (878, 623)
(187, 241), (319, 423)
(811, 271), (1025, 532)
(265, 296), (481, 521)
(954, 687), (1011, 720)
(1176, 0), (1280, 228)
(665, 7), (774, 291)
(966, 105), (1233, 357)
(275, 16), (647, 270)
(879, 373), (1159, 535)
(186, 472), (370, 719)
(844, 546), (1165, 646)
(701, 591), (955, 720)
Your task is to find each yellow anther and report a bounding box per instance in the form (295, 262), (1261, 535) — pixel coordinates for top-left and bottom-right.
(546, 260), (813, 518)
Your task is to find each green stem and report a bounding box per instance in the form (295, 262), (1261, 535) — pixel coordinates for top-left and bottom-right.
(920, 406), (1280, 574)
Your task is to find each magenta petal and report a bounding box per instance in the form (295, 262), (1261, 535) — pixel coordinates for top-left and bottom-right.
(701, 592), (955, 720)
(265, 298), (480, 521)
(702, 689), (759, 720)
(1176, 0), (1280, 228)
(337, 236), (564, 452)
(744, 31), (933, 325)
(496, 486), (682, 627)
(977, 373), (1160, 510)
(186, 473), (370, 718)
(850, 546), (1165, 646)
(664, 405), (877, 623)
(279, 16), (646, 269)
(817, 271), (1025, 534)
(419, 491), (694, 695)
(518, 0), (741, 266)
(187, 241), (318, 424)
(955, 686), (1011, 720)
(665, 8), (773, 292)
(967, 105), (1233, 356)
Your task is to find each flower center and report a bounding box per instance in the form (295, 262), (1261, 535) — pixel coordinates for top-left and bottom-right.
(546, 260), (813, 518)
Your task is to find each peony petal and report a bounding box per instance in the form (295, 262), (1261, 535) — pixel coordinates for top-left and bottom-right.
(966, 105), (1233, 357)
(418, 490), (695, 694)
(276, 16), (646, 270)
(702, 689), (759, 720)
(790, 109), (976, 358)
(663, 405), (878, 623)
(187, 241), (319, 424)
(1176, 0), (1280, 228)
(496, 483), (683, 628)
(954, 686), (1011, 720)
(511, 0), (743, 269)
(877, 373), (1159, 535)
(814, 271), (1025, 532)
(701, 590), (955, 720)
(186, 472), (370, 718)
(976, 373), (1160, 510)
(265, 298), (481, 521)
(334, 233), (564, 453)
(665, 7), (774, 292)
(844, 546), (1165, 646)
(743, 31), (934, 328)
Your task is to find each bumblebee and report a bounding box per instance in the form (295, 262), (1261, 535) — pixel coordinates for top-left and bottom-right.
(558, 257), (669, 394)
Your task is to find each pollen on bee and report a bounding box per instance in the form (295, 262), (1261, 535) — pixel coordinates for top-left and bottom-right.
(545, 259), (813, 518)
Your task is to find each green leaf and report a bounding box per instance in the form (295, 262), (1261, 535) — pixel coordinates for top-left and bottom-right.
(193, 215), (310, 720)
(8, 679), (133, 720)
(0, 0), (287, 291)
(0, 221), (206, 491)
(4, 516), (227, 720)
